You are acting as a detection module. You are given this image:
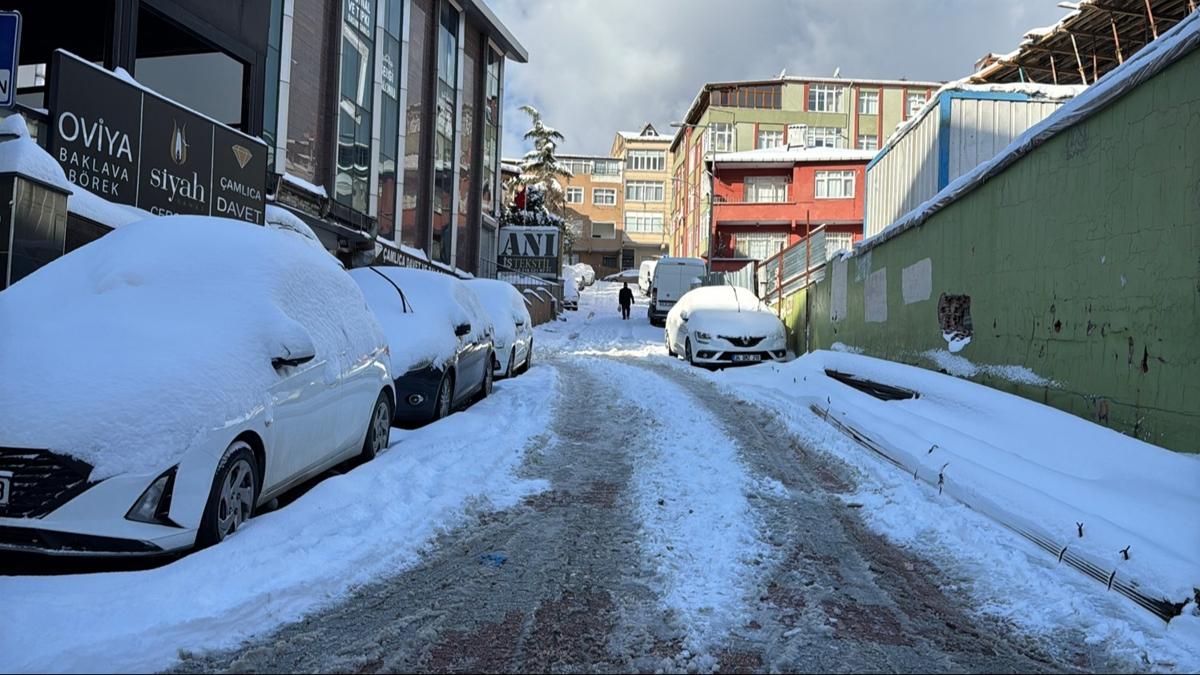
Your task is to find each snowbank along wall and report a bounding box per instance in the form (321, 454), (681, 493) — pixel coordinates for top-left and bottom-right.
(801, 46), (1200, 454)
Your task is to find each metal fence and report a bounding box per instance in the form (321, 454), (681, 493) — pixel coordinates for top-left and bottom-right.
(758, 227), (828, 306)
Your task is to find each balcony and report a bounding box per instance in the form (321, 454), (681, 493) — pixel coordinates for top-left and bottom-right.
(712, 198), (798, 225)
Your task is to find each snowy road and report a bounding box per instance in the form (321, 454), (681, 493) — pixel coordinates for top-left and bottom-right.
(163, 283), (1131, 674)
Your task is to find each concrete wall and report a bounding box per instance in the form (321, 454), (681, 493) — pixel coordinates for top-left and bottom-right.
(801, 47), (1200, 454)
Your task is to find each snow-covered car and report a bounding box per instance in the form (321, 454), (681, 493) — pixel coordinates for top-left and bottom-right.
(638, 259), (658, 296)
(466, 279), (534, 378)
(665, 285), (788, 368)
(561, 269), (580, 311)
(0, 217), (395, 556)
(603, 268), (640, 283)
(351, 267), (495, 426)
(574, 263), (596, 287)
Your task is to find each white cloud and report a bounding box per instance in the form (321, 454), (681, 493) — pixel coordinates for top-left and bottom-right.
(491, 0), (1068, 157)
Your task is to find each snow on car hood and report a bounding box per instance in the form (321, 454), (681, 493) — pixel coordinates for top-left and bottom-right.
(350, 267), (493, 373)
(0, 216), (386, 480)
(465, 279), (530, 350)
(687, 308), (784, 339)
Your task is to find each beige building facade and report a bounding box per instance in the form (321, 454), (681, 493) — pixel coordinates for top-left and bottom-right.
(610, 123), (672, 268)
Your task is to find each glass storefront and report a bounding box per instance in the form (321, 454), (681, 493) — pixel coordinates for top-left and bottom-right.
(378, 1), (404, 240)
(336, 0), (376, 214)
(431, 0), (460, 266)
(455, 29), (480, 271)
(402, 0), (434, 251)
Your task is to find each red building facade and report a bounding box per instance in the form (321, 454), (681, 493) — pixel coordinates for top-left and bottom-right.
(705, 147), (876, 272)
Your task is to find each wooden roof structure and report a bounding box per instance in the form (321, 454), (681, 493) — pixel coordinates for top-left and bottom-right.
(971, 0), (1198, 84)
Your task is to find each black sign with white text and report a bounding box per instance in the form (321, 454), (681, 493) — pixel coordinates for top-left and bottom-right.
(498, 226), (561, 279)
(48, 50), (266, 224)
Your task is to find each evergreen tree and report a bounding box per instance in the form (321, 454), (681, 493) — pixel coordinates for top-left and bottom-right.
(501, 105), (577, 251)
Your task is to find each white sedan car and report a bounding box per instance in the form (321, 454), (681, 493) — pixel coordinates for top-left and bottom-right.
(665, 285), (788, 368)
(0, 216), (395, 556)
(466, 279), (534, 378)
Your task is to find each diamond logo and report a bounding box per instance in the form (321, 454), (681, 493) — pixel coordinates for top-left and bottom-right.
(232, 144), (253, 169)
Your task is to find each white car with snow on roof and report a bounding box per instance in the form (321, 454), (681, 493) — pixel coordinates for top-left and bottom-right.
(665, 285), (788, 368)
(466, 279), (534, 378)
(0, 217), (395, 556)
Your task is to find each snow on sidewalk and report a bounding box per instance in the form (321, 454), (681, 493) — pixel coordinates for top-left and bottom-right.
(579, 357), (768, 660)
(0, 368), (557, 674)
(698, 350), (1200, 671)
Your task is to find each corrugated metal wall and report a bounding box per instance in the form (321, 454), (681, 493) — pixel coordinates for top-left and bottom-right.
(948, 99), (1063, 179)
(865, 104), (941, 237)
(866, 96), (1068, 238)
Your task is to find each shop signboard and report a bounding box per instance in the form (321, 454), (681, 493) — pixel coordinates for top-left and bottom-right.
(498, 225), (560, 279)
(47, 49), (266, 224)
(0, 11), (21, 108)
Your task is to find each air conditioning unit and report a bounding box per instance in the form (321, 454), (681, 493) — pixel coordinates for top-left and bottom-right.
(787, 124), (808, 149)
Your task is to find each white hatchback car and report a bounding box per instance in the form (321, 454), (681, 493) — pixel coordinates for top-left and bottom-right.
(0, 216), (395, 556)
(665, 285), (788, 368)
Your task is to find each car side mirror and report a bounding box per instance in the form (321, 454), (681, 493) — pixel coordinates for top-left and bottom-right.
(455, 323), (472, 337)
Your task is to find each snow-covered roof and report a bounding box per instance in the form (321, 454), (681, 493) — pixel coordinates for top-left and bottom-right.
(617, 131), (670, 141)
(857, 9), (1200, 254)
(710, 147), (877, 166)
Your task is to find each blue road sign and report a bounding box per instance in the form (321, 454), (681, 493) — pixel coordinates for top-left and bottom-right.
(0, 11), (21, 108)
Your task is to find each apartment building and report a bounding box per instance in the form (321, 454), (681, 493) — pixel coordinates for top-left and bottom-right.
(668, 75), (941, 260)
(609, 123), (671, 267)
(557, 153), (628, 277)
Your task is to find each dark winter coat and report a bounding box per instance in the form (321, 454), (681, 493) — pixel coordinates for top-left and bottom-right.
(618, 287), (634, 307)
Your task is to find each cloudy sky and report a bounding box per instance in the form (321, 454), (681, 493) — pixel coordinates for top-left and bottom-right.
(491, 0), (1068, 157)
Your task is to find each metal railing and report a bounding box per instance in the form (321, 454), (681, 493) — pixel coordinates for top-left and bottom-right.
(757, 226), (829, 306)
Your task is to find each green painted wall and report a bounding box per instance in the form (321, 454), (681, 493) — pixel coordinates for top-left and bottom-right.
(796, 48), (1200, 453)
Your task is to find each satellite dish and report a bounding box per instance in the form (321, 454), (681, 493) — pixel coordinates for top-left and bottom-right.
(833, 67), (841, 78)
(777, 68), (787, 79)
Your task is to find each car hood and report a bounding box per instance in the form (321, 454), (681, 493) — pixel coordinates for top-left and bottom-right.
(687, 309), (784, 338)
(0, 217), (384, 480)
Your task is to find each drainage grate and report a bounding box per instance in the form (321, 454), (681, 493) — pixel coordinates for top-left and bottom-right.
(824, 370), (918, 401)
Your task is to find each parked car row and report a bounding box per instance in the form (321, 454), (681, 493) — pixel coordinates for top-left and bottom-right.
(0, 216), (536, 558)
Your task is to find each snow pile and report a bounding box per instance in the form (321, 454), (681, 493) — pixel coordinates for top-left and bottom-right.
(0, 113), (73, 191)
(922, 348), (1055, 386)
(0, 216), (384, 479)
(349, 266), (492, 373)
(465, 278), (531, 352)
(712, 351), (1199, 606)
(0, 367), (558, 674)
(280, 172), (328, 199)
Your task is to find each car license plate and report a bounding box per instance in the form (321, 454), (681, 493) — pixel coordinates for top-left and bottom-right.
(732, 354), (762, 362)
(0, 471), (10, 507)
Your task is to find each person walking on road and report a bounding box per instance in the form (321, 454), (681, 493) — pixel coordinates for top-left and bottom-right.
(618, 282), (634, 320)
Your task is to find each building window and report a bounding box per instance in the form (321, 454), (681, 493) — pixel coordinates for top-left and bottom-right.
(593, 159), (621, 176)
(815, 170), (856, 199)
(563, 159), (591, 175)
(807, 126), (844, 148)
(602, 254), (619, 268)
(592, 222), (616, 238)
(857, 134), (878, 151)
(858, 90), (878, 115)
(627, 150), (665, 172)
(621, 249), (635, 269)
(263, 0), (285, 167)
(336, 0), (376, 214)
(733, 232), (788, 260)
(377, 0), (404, 240)
(808, 84), (843, 113)
(593, 188), (617, 206)
(481, 47), (502, 217)
(626, 180), (664, 202)
(825, 231), (855, 259)
(402, 0), (434, 250)
(906, 91), (927, 117)
(710, 84), (782, 109)
(706, 122), (733, 153)
(757, 129), (784, 149)
(745, 176), (788, 203)
(625, 212), (664, 233)
(431, 0), (460, 265)
(565, 186), (584, 203)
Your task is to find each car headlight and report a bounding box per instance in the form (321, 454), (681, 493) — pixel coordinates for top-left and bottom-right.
(694, 331), (712, 343)
(125, 466), (181, 527)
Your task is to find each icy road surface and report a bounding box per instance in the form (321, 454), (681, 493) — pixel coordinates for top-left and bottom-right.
(6, 282), (1187, 673)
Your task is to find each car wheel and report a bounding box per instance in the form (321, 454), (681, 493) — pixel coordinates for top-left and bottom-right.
(506, 347), (516, 379)
(197, 441), (259, 548)
(478, 354), (495, 400)
(361, 391), (393, 461)
(666, 329), (676, 357)
(433, 373), (454, 421)
(685, 338), (695, 366)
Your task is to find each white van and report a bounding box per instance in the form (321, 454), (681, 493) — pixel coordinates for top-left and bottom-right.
(647, 257), (706, 326)
(638, 259), (658, 296)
